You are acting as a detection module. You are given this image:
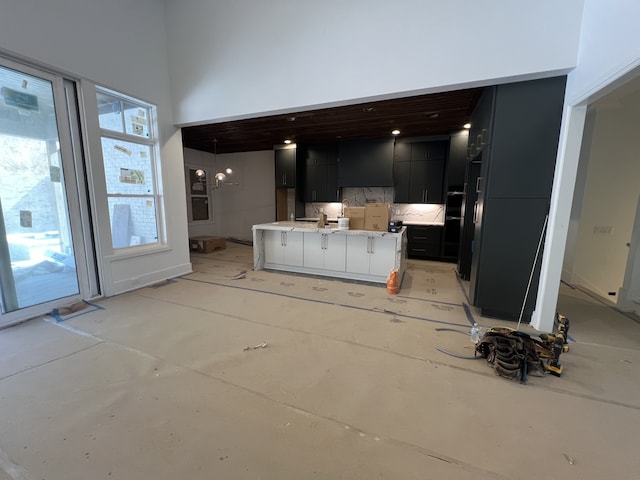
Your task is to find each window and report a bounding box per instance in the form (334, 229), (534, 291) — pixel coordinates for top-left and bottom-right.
(96, 89), (163, 249)
(187, 167), (211, 222)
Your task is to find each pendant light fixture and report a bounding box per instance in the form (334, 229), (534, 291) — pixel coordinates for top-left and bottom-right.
(194, 138), (236, 189)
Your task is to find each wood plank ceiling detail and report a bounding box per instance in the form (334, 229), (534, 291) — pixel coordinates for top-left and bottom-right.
(181, 88), (483, 154)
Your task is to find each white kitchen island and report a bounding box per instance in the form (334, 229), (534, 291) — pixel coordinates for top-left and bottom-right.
(252, 222), (407, 285)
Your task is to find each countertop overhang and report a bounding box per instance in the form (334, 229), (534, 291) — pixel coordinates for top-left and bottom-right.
(252, 222), (406, 236)
(296, 218), (444, 227)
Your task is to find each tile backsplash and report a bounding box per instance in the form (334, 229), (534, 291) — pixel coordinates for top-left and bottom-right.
(304, 187), (445, 225)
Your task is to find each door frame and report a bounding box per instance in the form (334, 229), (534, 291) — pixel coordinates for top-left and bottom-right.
(533, 60), (640, 332)
(0, 56), (98, 328)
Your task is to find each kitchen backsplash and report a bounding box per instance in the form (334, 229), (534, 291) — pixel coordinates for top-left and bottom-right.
(304, 187), (445, 224)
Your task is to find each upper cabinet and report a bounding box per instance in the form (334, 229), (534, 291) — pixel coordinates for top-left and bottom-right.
(393, 140), (447, 203)
(298, 143), (340, 202)
(337, 138), (394, 187)
(486, 79), (566, 199)
(467, 87), (495, 161)
(275, 147), (296, 187)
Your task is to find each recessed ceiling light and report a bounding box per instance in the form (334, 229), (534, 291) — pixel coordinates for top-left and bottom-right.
(362, 107), (375, 113)
(391, 129), (401, 135)
(463, 123), (471, 129)
(287, 116), (296, 122)
(284, 139), (292, 144)
(424, 111), (439, 119)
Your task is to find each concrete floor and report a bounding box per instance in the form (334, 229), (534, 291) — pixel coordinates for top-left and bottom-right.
(1, 242), (639, 479)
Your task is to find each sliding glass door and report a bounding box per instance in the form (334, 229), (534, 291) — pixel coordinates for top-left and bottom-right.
(0, 59), (95, 326)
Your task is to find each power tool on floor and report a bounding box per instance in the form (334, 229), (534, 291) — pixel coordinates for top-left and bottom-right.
(538, 313), (570, 376)
(474, 313), (569, 383)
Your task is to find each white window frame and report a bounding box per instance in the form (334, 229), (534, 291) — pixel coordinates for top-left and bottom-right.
(96, 87), (165, 251)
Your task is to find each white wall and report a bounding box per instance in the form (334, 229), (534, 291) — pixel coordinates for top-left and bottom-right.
(533, 0), (640, 330)
(215, 151), (276, 241)
(0, 0), (192, 296)
(565, 0), (640, 105)
(184, 148), (275, 241)
(165, 0), (583, 125)
(570, 99), (640, 298)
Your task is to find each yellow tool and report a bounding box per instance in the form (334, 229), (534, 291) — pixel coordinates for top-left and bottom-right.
(475, 313), (571, 381)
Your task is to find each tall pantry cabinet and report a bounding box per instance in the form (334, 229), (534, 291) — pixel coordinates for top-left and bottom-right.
(465, 76), (566, 321)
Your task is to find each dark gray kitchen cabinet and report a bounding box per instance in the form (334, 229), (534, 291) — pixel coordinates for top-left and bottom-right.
(457, 160), (481, 279)
(410, 141), (447, 162)
(393, 161), (411, 203)
(406, 225), (442, 259)
(467, 76), (566, 322)
(467, 86), (494, 160)
(473, 197), (548, 319)
(337, 138), (394, 187)
(275, 147), (296, 187)
(393, 140), (446, 203)
(411, 159), (444, 203)
(299, 143), (340, 202)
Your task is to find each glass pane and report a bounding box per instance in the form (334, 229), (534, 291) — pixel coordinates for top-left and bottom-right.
(101, 137), (154, 195)
(108, 197), (158, 248)
(191, 197), (209, 221)
(124, 101), (150, 138)
(97, 91), (124, 133)
(189, 168), (207, 195)
(0, 66), (80, 312)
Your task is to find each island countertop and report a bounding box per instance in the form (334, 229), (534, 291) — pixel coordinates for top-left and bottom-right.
(252, 221), (406, 236)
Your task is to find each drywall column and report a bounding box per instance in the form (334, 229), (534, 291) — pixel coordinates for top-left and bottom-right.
(531, 105), (587, 332)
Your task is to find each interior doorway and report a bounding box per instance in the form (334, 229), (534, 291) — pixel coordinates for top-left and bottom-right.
(562, 69), (640, 317)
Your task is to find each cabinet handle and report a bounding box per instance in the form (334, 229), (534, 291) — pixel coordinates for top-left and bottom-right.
(336, 189), (340, 201)
(481, 128), (488, 145)
(473, 202), (478, 224)
(463, 182), (467, 195)
(369, 237), (374, 254)
(475, 177), (483, 193)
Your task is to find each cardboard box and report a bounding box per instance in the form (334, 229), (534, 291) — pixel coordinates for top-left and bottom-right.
(189, 236), (226, 253)
(364, 203), (391, 231)
(343, 206), (365, 230)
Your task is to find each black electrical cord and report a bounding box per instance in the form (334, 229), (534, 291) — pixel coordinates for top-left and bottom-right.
(435, 327), (482, 359)
(436, 347), (482, 360)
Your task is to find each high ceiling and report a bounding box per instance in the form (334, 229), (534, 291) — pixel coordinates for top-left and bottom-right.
(181, 87), (484, 154)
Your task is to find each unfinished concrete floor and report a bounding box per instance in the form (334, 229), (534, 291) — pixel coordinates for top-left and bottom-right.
(1, 242), (639, 479)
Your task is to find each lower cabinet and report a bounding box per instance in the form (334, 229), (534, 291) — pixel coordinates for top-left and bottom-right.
(345, 235), (396, 277)
(253, 225), (406, 285)
(406, 225), (442, 259)
(303, 232), (346, 271)
(264, 230), (304, 267)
